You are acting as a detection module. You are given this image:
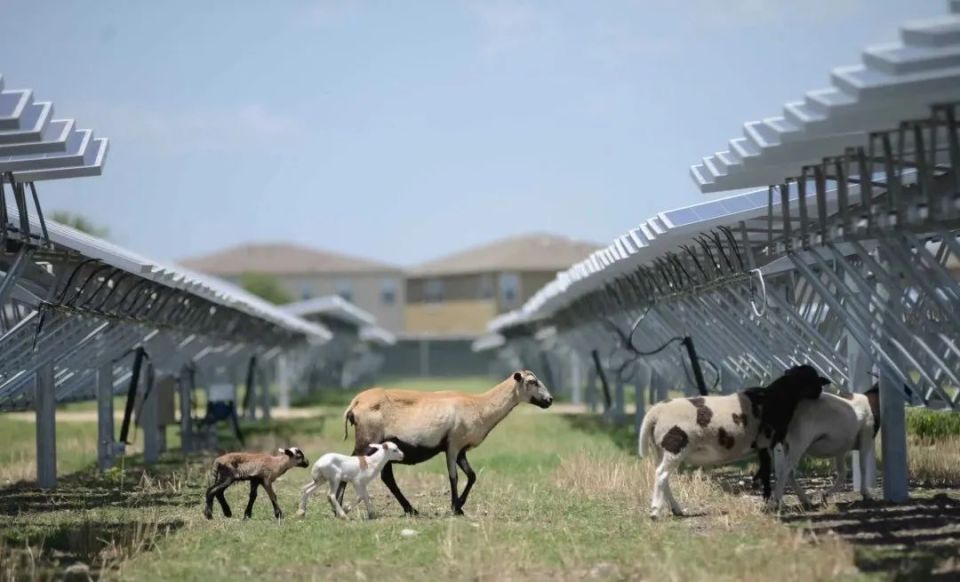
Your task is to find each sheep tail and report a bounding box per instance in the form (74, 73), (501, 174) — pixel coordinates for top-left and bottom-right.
(343, 400), (358, 440)
(638, 408), (658, 459)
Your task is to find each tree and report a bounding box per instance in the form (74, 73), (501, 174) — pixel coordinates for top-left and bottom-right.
(239, 272), (293, 305)
(51, 210), (109, 238)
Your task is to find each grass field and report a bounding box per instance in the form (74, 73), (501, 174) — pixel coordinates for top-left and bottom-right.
(0, 378), (958, 580)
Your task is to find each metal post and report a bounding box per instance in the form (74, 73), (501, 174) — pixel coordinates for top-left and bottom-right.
(635, 362), (651, 427)
(260, 361), (271, 421)
(880, 362), (909, 502)
(655, 368), (669, 402)
(570, 351), (583, 404)
(847, 329), (874, 492)
(243, 355), (257, 420)
(614, 378), (626, 420)
(35, 361), (57, 489)
(97, 362), (116, 471)
(585, 366), (597, 413)
(276, 354), (290, 410)
(142, 364), (160, 465)
(180, 366), (194, 454)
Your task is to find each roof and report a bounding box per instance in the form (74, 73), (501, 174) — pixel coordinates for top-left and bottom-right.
(179, 242), (400, 276)
(410, 233), (600, 277)
(282, 295), (376, 327)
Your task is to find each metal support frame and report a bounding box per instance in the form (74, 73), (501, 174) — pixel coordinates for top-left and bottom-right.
(97, 361), (118, 471)
(142, 363), (160, 465)
(179, 365), (194, 454)
(34, 361), (56, 488)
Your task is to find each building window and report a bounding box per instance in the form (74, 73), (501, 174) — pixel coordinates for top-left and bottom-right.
(381, 278), (397, 305)
(300, 282), (314, 300)
(478, 274), (494, 299)
(499, 273), (520, 306)
(424, 278), (445, 303)
(335, 279), (353, 302)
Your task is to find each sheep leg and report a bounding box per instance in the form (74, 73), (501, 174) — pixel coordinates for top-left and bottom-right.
(769, 443), (804, 510)
(858, 427), (876, 500)
(651, 454), (683, 518)
(204, 480), (223, 519)
(455, 450), (477, 512)
(243, 479), (260, 519)
(445, 449), (461, 515)
(822, 454), (847, 503)
(789, 472), (813, 507)
(380, 462), (418, 516)
(356, 483), (376, 519)
(206, 476), (235, 518)
(335, 481), (348, 506)
(326, 479), (348, 518)
(755, 449), (772, 500)
(297, 480), (319, 517)
(262, 481), (283, 520)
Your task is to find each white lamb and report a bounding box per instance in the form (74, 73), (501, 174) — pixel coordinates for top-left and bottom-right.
(296, 442), (404, 519)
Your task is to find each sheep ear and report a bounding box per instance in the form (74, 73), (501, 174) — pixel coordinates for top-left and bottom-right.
(283, 448), (294, 458)
(278, 448), (285, 455)
(513, 371), (523, 382)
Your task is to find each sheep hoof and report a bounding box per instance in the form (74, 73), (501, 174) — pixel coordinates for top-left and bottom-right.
(670, 508), (684, 517)
(404, 508), (420, 517)
(453, 508), (465, 516)
(203, 508), (213, 520)
(295, 510), (306, 518)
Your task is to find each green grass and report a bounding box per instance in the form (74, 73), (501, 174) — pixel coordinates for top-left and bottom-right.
(0, 378), (956, 580)
(906, 407), (960, 440)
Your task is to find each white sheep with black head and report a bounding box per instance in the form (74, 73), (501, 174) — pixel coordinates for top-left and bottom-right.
(766, 385), (880, 508)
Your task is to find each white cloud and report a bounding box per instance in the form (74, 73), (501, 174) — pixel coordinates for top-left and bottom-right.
(73, 102), (300, 152)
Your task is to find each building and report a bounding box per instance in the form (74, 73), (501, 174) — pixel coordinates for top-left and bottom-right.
(404, 233), (600, 336)
(180, 243), (405, 332)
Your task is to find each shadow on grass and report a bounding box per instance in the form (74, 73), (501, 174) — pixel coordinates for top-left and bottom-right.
(0, 452), (200, 579)
(782, 493), (960, 580)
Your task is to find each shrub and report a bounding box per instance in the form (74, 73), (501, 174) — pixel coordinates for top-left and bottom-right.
(907, 407), (960, 440)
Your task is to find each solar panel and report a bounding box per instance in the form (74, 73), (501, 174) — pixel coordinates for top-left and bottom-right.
(692, 8), (960, 193)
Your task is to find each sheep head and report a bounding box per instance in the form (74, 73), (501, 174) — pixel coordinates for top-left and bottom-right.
(512, 370), (553, 409)
(280, 447), (309, 468)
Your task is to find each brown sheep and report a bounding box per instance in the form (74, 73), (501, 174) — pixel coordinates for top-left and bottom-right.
(342, 370), (553, 515)
(203, 447), (309, 520)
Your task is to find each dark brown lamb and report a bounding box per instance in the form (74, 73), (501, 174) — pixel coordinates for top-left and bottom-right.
(204, 447), (308, 520)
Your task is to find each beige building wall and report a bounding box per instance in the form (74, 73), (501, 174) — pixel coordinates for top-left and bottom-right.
(222, 271), (406, 332)
(404, 299), (498, 335)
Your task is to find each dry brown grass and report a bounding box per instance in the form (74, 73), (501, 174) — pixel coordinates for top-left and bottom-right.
(553, 451), (861, 581)
(908, 434), (960, 486)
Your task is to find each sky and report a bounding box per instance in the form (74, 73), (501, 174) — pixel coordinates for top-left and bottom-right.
(0, 0), (943, 267)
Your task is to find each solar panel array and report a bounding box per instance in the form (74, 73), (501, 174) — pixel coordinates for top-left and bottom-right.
(0, 75), (108, 180)
(690, 4), (960, 192)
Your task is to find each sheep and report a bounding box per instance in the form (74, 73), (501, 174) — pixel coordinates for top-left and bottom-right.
(767, 385), (880, 508)
(638, 365), (830, 518)
(342, 370), (553, 516)
(296, 441), (405, 519)
(203, 447), (309, 520)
